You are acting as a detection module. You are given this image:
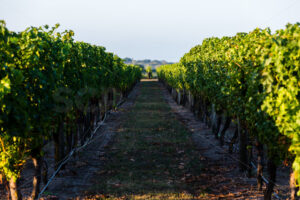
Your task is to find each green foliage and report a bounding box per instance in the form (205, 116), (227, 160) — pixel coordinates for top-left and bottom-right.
(145, 66), (152, 73)
(145, 66), (152, 78)
(260, 24), (300, 189)
(158, 23), (299, 188)
(157, 63), (186, 90)
(0, 21), (141, 181)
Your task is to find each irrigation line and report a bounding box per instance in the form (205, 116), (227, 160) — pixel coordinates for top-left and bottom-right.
(167, 88), (282, 199)
(250, 162), (280, 199)
(222, 136), (280, 188)
(191, 121), (281, 199)
(37, 97), (126, 199)
(37, 117), (103, 199)
(250, 162), (271, 185)
(222, 135), (280, 188)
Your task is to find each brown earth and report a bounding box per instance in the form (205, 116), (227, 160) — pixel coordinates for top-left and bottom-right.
(0, 79), (291, 199)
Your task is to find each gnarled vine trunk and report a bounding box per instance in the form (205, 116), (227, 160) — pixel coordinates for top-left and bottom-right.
(31, 156), (42, 200)
(220, 117), (231, 146)
(238, 119), (248, 172)
(53, 120), (65, 169)
(0, 174), (10, 200)
(264, 159), (277, 200)
(256, 141), (264, 191)
(9, 178), (22, 200)
(228, 127), (238, 154)
(290, 170), (299, 200)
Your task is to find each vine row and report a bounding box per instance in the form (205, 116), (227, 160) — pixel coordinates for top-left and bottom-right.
(157, 23), (299, 199)
(0, 21), (142, 200)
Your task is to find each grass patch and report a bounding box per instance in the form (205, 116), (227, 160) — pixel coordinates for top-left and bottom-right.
(86, 80), (206, 199)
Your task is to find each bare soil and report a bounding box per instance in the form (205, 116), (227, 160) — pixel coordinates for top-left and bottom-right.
(0, 83), (140, 200)
(0, 79), (291, 199)
(162, 81), (290, 199)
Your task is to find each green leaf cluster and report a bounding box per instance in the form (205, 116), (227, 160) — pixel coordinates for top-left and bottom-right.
(0, 21), (141, 181)
(158, 23), (299, 187)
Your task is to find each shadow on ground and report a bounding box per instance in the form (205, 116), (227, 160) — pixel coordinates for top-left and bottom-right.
(82, 80), (206, 199)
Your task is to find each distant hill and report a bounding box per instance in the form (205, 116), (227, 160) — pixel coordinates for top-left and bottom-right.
(123, 58), (173, 72)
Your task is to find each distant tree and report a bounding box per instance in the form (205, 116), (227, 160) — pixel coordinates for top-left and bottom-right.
(123, 57), (132, 63)
(145, 66), (152, 79)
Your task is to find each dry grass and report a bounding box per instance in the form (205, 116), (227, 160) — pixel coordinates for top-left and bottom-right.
(83, 80), (206, 199)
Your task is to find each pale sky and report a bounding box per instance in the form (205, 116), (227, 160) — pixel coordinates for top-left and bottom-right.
(0, 0), (299, 62)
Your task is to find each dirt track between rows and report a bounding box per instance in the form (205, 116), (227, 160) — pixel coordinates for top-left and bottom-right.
(0, 79), (290, 199)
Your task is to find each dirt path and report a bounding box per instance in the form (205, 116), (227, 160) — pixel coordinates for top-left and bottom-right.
(82, 80), (205, 199)
(38, 83), (141, 199)
(0, 79), (273, 199)
(79, 79), (266, 199)
(162, 83), (265, 199)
